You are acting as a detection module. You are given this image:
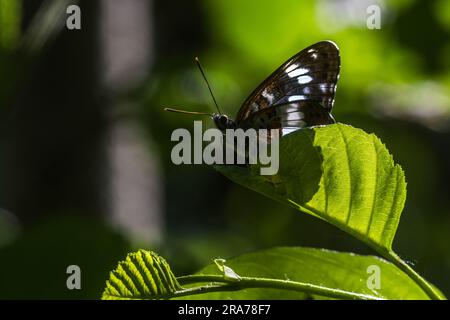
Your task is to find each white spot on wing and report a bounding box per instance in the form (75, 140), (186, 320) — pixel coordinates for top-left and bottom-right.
(288, 95), (306, 102)
(297, 75), (312, 84)
(262, 89), (274, 104)
(287, 68), (309, 78)
(282, 127), (299, 135)
(285, 64), (298, 73)
(284, 104), (297, 113)
(286, 111), (304, 121)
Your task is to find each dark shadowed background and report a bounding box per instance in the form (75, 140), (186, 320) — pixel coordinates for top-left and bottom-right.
(0, 0), (449, 298)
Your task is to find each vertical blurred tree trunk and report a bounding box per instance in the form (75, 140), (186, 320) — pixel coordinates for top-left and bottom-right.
(2, 0), (163, 243)
(100, 0), (163, 243)
(3, 0), (104, 223)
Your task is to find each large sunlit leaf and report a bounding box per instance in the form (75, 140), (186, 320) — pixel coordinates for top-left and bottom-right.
(179, 247), (430, 300)
(102, 250), (182, 300)
(215, 123), (406, 253)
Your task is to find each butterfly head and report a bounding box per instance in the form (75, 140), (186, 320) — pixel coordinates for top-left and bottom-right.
(213, 114), (236, 131)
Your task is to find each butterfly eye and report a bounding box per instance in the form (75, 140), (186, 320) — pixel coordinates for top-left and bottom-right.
(219, 115), (228, 125)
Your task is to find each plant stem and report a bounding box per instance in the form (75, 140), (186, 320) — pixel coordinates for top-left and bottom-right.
(175, 275), (382, 300)
(300, 203), (445, 300)
(383, 250), (444, 300)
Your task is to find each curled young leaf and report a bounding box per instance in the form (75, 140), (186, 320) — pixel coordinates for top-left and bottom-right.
(102, 249), (182, 300)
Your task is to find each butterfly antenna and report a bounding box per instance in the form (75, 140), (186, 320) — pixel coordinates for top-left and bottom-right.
(163, 107), (213, 117)
(195, 57), (222, 114)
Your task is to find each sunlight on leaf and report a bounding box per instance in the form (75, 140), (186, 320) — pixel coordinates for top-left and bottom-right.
(179, 247), (429, 300)
(102, 250), (182, 300)
(215, 123), (406, 253)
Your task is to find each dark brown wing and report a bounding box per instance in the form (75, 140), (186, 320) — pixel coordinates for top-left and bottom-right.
(235, 41), (340, 133)
(238, 101), (335, 135)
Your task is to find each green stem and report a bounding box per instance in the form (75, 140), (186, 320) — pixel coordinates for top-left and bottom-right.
(176, 275), (382, 300)
(299, 203), (445, 300)
(383, 250), (444, 300)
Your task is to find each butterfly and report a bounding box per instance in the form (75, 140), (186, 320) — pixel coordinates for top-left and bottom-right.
(165, 40), (340, 138)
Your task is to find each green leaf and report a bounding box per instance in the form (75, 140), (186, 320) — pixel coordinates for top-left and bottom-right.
(214, 123), (406, 253)
(102, 250), (182, 300)
(178, 247), (430, 300)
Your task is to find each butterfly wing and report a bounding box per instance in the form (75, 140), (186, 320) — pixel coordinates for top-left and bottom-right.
(235, 41), (340, 134)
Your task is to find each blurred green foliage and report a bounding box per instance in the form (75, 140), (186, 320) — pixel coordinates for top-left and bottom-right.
(0, 0), (20, 49)
(0, 214), (129, 298)
(0, 0), (449, 298)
